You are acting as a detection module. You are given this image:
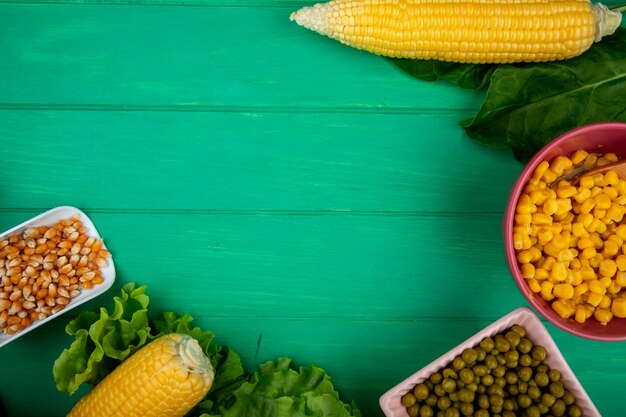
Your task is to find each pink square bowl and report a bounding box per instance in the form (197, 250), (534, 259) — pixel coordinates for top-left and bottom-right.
(379, 307), (600, 417)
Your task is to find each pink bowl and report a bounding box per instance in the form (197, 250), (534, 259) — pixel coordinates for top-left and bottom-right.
(379, 307), (600, 416)
(504, 122), (626, 341)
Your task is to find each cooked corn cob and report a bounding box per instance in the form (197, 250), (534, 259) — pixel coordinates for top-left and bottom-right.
(67, 333), (214, 417)
(290, 0), (622, 63)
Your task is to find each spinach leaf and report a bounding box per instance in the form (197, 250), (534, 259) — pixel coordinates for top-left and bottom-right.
(389, 58), (496, 90)
(462, 27), (626, 163)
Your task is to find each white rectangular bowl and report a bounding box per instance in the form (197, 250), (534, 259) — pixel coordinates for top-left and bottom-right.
(0, 206), (115, 348)
(379, 307), (600, 417)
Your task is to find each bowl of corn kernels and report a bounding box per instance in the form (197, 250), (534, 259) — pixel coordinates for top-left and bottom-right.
(504, 122), (626, 340)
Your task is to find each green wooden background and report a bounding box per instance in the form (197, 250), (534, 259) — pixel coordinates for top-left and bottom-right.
(1, 1), (625, 416)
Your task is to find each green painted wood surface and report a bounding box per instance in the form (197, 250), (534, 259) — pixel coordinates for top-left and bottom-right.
(1, 2), (625, 417)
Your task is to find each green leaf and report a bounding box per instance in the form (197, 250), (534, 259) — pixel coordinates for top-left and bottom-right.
(214, 357), (361, 417)
(389, 58), (496, 90)
(462, 27), (626, 163)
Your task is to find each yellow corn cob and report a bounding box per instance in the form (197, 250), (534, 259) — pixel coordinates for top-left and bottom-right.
(67, 333), (214, 417)
(290, 0), (622, 63)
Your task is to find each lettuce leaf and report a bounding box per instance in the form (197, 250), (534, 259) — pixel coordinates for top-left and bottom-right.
(207, 357), (361, 417)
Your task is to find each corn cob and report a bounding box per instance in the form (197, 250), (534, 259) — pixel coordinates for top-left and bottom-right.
(290, 0), (622, 63)
(67, 333), (214, 417)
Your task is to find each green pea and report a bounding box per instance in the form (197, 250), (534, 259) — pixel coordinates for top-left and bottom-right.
(542, 393), (556, 407)
(474, 410), (489, 417)
(502, 411), (516, 417)
(460, 402), (474, 416)
(490, 394), (504, 408)
(549, 369), (561, 382)
(567, 404), (583, 417)
(527, 405), (541, 417)
(460, 368), (474, 384)
(537, 364), (549, 373)
(445, 408), (460, 417)
(496, 354), (507, 365)
(449, 391), (459, 402)
(480, 337), (495, 352)
(502, 399), (515, 411)
(528, 386), (541, 400)
(426, 394), (438, 407)
(507, 385), (519, 396)
(511, 325), (527, 337)
(476, 348), (487, 362)
(519, 353), (532, 367)
(487, 385), (504, 397)
(538, 403), (550, 414)
(430, 372), (443, 385)
(481, 374), (494, 387)
(420, 404), (434, 417)
(562, 390), (575, 405)
(505, 330), (521, 347)
(505, 371), (518, 385)
(443, 368), (458, 379)
(494, 377), (506, 388)
(518, 367), (533, 382)
(484, 355), (498, 370)
(402, 393), (417, 407)
(551, 399), (566, 416)
(426, 380), (434, 390)
(492, 365), (506, 378)
(414, 384), (429, 400)
(473, 365), (489, 377)
(532, 346), (547, 362)
(535, 371), (550, 387)
(453, 356), (467, 370)
(477, 394), (490, 409)
(442, 378), (457, 393)
(489, 405), (502, 414)
(458, 388), (475, 403)
(462, 348), (478, 365)
(434, 384), (445, 397)
(476, 384), (486, 394)
(437, 412), (445, 417)
(550, 382), (565, 398)
(518, 338), (533, 354)
(518, 381), (528, 394)
(437, 396), (451, 411)
(517, 394), (532, 409)
(407, 405), (420, 417)
(466, 383), (478, 393)
(494, 336), (511, 353)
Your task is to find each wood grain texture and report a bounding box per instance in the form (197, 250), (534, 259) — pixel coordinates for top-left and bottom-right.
(2, 1), (625, 417)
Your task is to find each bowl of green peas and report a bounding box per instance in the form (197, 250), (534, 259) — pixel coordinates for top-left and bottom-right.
(379, 307), (599, 417)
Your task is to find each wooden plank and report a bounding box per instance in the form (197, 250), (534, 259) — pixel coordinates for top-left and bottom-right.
(0, 210), (527, 319)
(0, 3), (483, 110)
(1, 316), (624, 416)
(0, 110), (521, 212)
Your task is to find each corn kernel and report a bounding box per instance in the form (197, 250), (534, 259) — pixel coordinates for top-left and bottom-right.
(513, 232), (531, 250)
(543, 257), (556, 271)
(605, 153), (619, 162)
(550, 156), (570, 176)
(584, 154), (599, 169)
(586, 291), (604, 306)
(600, 276), (613, 289)
(550, 262), (568, 282)
(577, 213), (594, 228)
(535, 268), (549, 280)
(529, 190), (546, 205)
(575, 306), (588, 323)
(591, 186), (603, 198)
(529, 247), (542, 263)
(599, 259), (617, 277)
(579, 175), (595, 189)
(589, 253), (603, 268)
(571, 269), (583, 286)
(542, 168), (558, 184)
(595, 193), (612, 210)
(571, 223), (587, 238)
(573, 187), (591, 203)
(605, 170), (619, 185)
(577, 238), (594, 250)
(581, 265), (596, 281)
(532, 213), (553, 226)
(617, 181), (626, 196)
(594, 308), (613, 325)
(616, 225), (626, 240)
(616, 271), (626, 286)
(542, 199), (558, 215)
(553, 283), (574, 299)
(571, 150), (589, 166)
(579, 199), (595, 215)
(604, 186), (619, 199)
(556, 186), (577, 199)
(557, 249), (574, 263)
(581, 247), (597, 260)
(521, 263), (535, 279)
(517, 250), (534, 264)
(532, 160), (550, 180)
(516, 195), (534, 214)
(607, 280), (622, 294)
(599, 294), (612, 309)
(552, 300), (574, 318)
(593, 173), (608, 187)
(528, 279), (541, 293)
(515, 213), (532, 226)
(540, 281), (554, 300)
(574, 282), (589, 297)
(589, 280), (607, 295)
(537, 228), (554, 245)
(611, 297), (626, 318)
(592, 207), (607, 219)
